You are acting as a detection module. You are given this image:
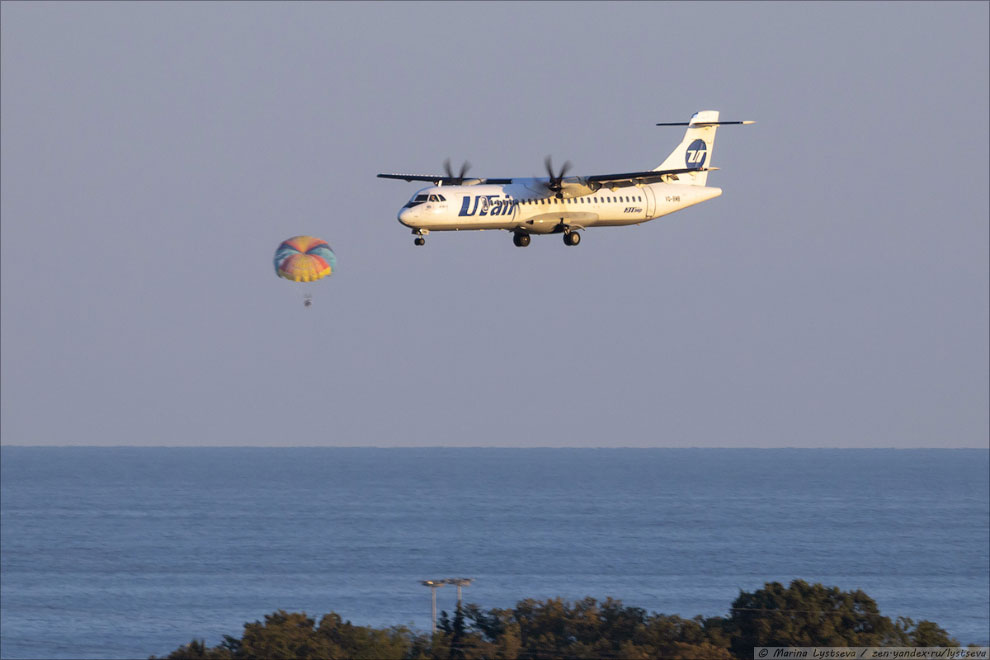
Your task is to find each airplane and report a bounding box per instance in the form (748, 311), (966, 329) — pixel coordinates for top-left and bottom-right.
(378, 111), (752, 247)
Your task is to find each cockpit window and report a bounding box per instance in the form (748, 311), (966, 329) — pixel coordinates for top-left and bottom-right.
(403, 194), (430, 208)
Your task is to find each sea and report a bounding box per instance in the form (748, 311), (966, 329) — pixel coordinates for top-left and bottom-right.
(0, 447), (987, 659)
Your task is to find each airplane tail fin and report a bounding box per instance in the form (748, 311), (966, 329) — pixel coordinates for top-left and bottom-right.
(654, 111), (753, 186)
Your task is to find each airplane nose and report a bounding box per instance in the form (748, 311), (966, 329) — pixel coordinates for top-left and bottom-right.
(398, 207), (417, 226)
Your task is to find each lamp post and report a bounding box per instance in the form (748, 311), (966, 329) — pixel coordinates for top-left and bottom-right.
(420, 580), (446, 634)
(445, 578), (473, 607)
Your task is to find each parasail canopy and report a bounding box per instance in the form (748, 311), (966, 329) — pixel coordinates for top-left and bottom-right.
(274, 236), (336, 283)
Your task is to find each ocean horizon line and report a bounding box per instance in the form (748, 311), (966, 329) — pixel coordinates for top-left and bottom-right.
(2, 444), (987, 451)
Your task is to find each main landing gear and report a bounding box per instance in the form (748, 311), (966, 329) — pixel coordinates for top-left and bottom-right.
(512, 231), (582, 247)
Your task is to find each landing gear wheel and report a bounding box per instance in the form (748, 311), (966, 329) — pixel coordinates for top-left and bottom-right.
(513, 233), (531, 247)
(414, 237), (426, 246)
(564, 231), (581, 246)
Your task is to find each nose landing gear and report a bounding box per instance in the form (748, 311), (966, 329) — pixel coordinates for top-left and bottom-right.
(412, 229), (429, 246)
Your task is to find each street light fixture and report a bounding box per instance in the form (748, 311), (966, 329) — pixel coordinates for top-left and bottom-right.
(444, 578), (473, 606)
(420, 580), (446, 634)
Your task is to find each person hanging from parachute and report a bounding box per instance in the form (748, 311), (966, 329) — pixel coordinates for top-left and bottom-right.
(274, 236), (336, 307)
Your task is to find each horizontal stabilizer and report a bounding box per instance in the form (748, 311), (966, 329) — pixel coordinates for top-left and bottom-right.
(656, 120), (755, 127)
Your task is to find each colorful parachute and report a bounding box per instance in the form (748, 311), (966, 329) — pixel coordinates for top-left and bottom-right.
(274, 236), (336, 282)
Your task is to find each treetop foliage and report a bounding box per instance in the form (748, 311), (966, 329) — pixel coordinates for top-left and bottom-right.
(153, 580), (959, 660)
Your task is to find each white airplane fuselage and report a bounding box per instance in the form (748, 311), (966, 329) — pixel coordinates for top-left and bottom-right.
(382, 110), (751, 246)
(398, 180), (722, 235)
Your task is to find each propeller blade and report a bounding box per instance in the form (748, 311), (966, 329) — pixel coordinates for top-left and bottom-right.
(443, 158), (470, 183)
(544, 156), (572, 197)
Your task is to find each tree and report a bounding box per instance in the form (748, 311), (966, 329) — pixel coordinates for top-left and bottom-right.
(895, 617), (959, 647)
(153, 638), (233, 660)
(152, 584), (961, 660)
(636, 613), (733, 659)
(235, 610), (330, 660)
(315, 612), (413, 660)
(727, 580), (904, 656)
(464, 605), (520, 660)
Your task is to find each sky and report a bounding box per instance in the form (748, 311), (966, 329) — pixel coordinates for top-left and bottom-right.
(1, 2), (987, 448)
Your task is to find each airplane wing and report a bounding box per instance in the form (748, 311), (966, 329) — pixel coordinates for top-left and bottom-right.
(377, 173), (512, 185)
(536, 167), (718, 196)
(584, 167), (717, 186)
(377, 167), (715, 193)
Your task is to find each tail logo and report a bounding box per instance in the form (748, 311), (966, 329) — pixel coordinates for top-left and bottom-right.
(685, 139), (707, 169)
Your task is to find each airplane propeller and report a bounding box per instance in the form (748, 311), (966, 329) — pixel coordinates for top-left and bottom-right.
(544, 156), (572, 198)
(443, 158), (472, 184)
